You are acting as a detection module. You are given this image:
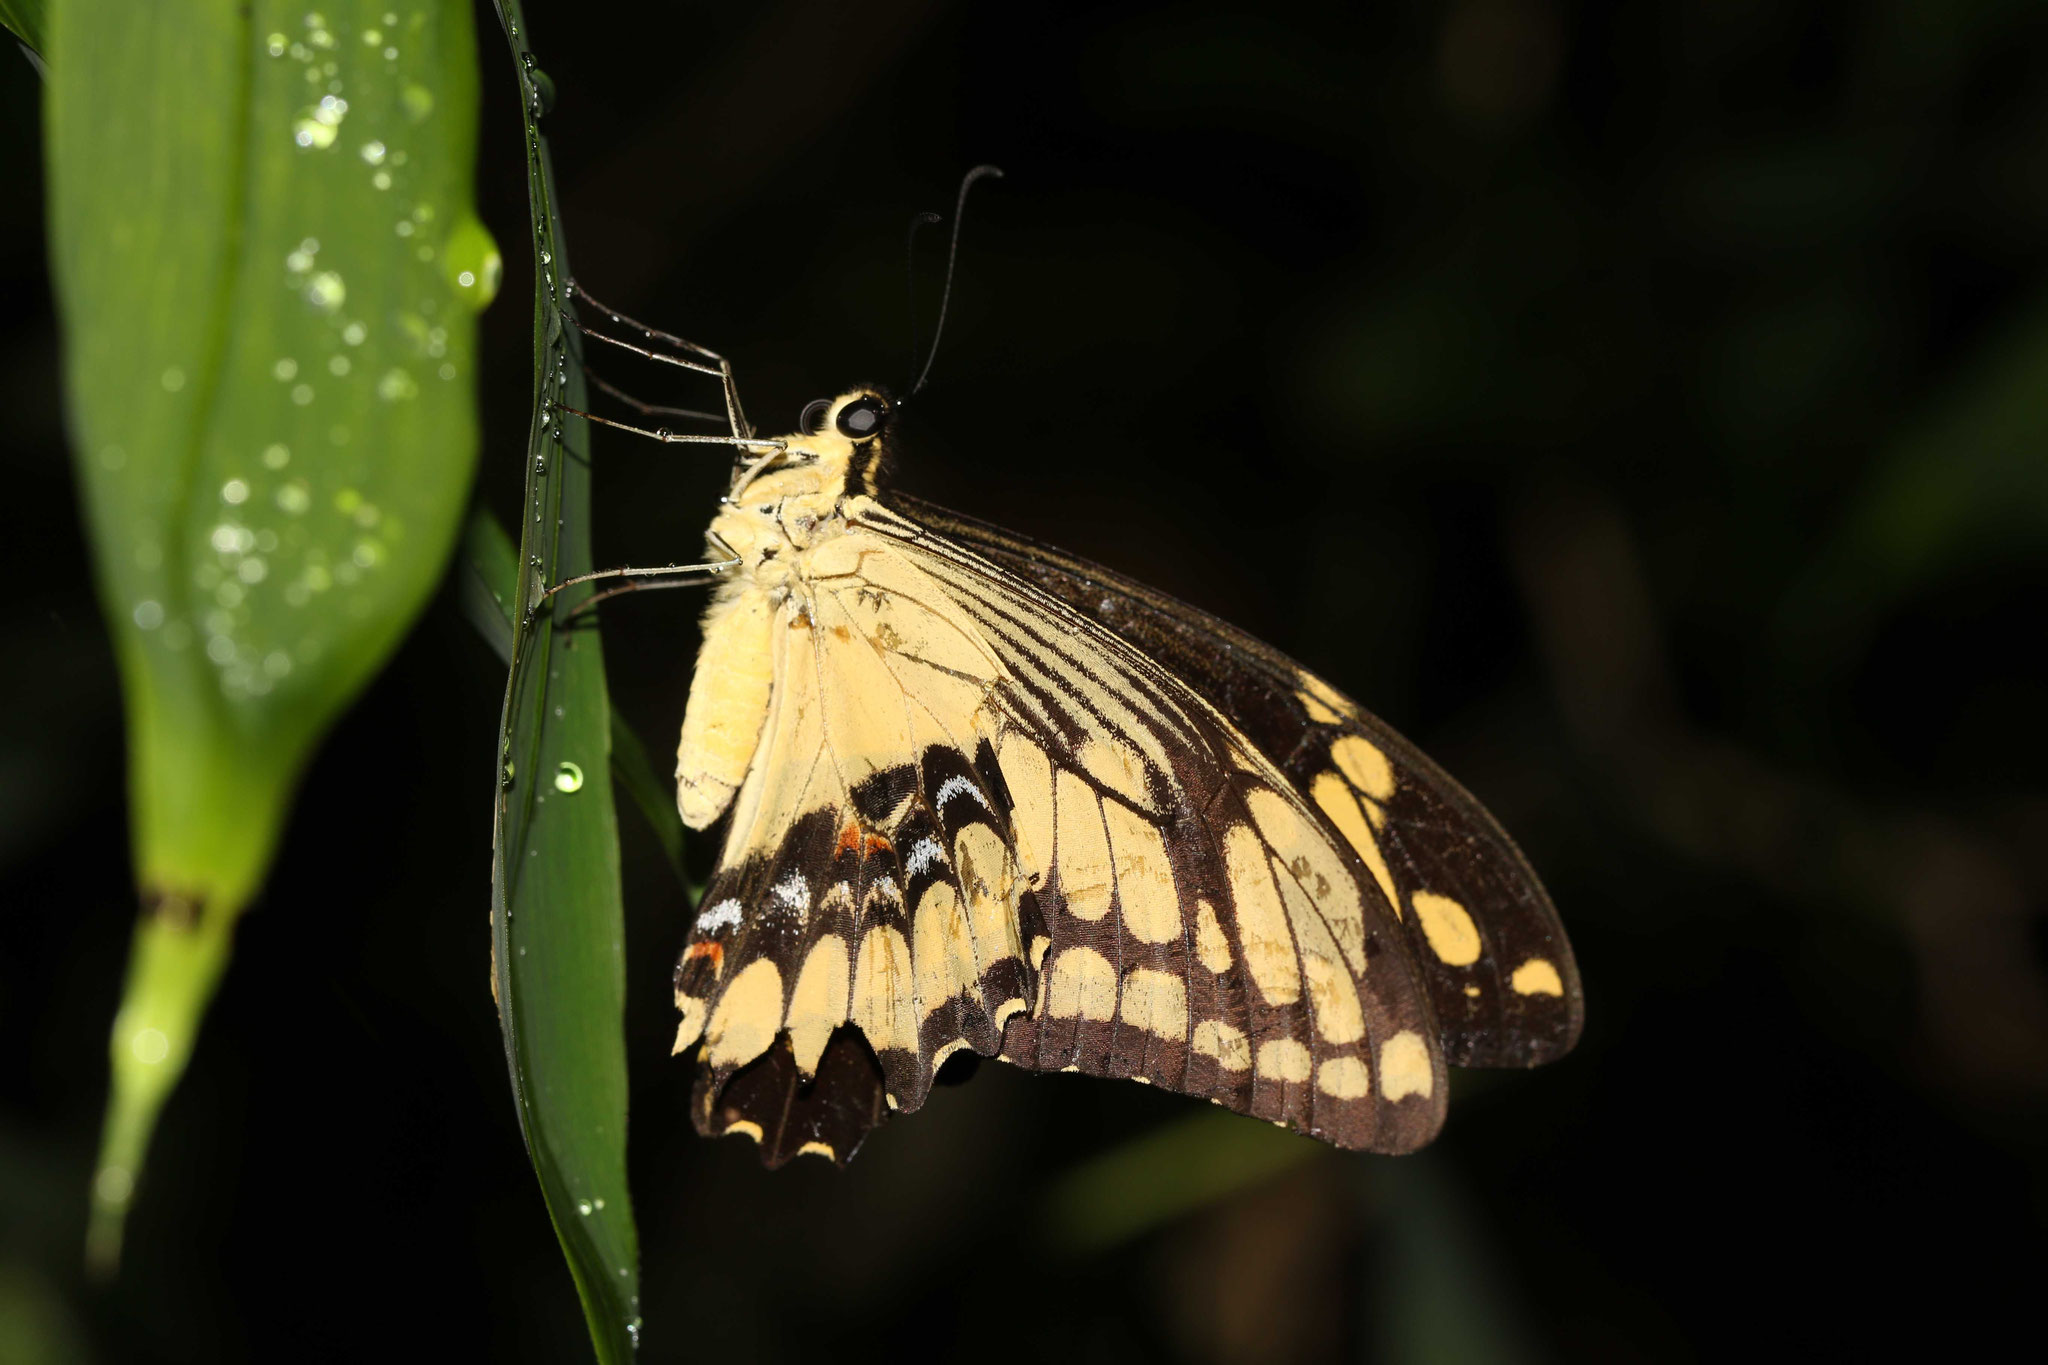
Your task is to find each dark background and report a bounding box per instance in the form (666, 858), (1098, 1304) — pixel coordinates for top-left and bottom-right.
(6, 1), (2047, 1360)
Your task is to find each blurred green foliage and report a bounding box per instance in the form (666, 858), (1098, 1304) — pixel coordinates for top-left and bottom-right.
(44, 0), (487, 1266)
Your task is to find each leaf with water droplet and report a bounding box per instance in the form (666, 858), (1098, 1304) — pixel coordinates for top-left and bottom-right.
(485, 4), (641, 1360)
(48, 0), (488, 1271)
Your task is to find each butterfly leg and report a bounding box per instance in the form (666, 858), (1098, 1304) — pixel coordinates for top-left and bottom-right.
(525, 548), (741, 628)
(565, 280), (757, 442)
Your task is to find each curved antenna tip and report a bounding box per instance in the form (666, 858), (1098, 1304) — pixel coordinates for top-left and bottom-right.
(908, 166), (1007, 397)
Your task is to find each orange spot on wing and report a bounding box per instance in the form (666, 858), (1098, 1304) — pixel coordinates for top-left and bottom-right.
(863, 833), (893, 857)
(682, 941), (725, 977)
(836, 822), (864, 855)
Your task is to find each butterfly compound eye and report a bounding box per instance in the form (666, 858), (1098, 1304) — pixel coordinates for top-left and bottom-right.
(836, 396), (888, 440)
(799, 398), (832, 435)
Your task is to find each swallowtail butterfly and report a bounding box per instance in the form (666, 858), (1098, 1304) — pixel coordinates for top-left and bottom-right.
(560, 190), (1581, 1168)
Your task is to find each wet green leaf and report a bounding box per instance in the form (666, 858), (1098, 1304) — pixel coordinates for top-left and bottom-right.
(47, 0), (488, 1268)
(463, 506), (688, 886)
(486, 2), (641, 1358)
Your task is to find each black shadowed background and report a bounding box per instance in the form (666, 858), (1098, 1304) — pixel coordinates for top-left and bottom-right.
(4, 1), (2046, 1360)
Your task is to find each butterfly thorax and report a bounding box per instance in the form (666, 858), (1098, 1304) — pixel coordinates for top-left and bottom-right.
(674, 390), (892, 829)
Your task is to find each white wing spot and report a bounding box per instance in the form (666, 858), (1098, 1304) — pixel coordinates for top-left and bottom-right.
(771, 871), (812, 915)
(695, 898), (742, 934)
(933, 774), (991, 815)
(903, 837), (949, 878)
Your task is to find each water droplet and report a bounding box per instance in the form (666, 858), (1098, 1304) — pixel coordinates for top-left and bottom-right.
(342, 321), (367, 345)
(221, 478), (249, 505)
(554, 761), (585, 793)
(273, 356), (299, 380)
(276, 481), (311, 514)
(445, 215), (502, 310)
(210, 523), (250, 553)
(292, 95), (348, 149)
(576, 1199), (593, 1216)
(305, 270), (346, 312)
(501, 762), (515, 789)
(438, 362), (457, 381)
(401, 83), (434, 122)
(372, 170), (392, 191)
(377, 368), (418, 401)
(266, 32), (288, 57)
(395, 219), (415, 238)
(292, 383), (315, 405)
(527, 68), (557, 118)
(352, 539), (384, 568)
(593, 1197), (605, 1210)
(206, 634), (237, 664)
(132, 600), (164, 630)
(160, 367), (186, 392)
(360, 139), (387, 165)
(237, 558), (267, 584)
(328, 354), (351, 376)
(262, 442), (291, 469)
(264, 651), (293, 678)
(95, 1165), (134, 1205)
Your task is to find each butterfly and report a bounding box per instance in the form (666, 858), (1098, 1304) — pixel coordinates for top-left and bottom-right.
(556, 178), (1580, 1169)
(605, 380), (1581, 1168)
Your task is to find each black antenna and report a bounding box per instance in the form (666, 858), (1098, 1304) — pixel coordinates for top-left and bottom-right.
(909, 164), (1004, 398)
(904, 210), (941, 393)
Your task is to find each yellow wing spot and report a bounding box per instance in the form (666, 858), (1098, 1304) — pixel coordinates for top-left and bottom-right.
(852, 925), (917, 1053)
(1078, 734), (1153, 811)
(1193, 898), (1232, 975)
(1301, 947), (1366, 1044)
(1510, 957), (1565, 996)
(1412, 891), (1482, 966)
(954, 822), (1022, 967)
(1256, 1038), (1312, 1083)
(1193, 1019), (1252, 1071)
(993, 996), (1029, 1032)
(1045, 946), (1117, 1021)
(704, 958), (783, 1067)
(1329, 733), (1396, 802)
(1117, 968), (1189, 1041)
(1222, 824), (1300, 1006)
(1296, 687), (1344, 725)
(1378, 1030), (1434, 1101)
(997, 735), (1056, 873)
(673, 995), (708, 1054)
(1102, 801), (1181, 944)
(797, 1141), (837, 1162)
(1053, 769), (1113, 919)
(1296, 672), (1352, 721)
(1311, 770), (1400, 919)
(1316, 1055), (1371, 1100)
(1464, 984), (1482, 998)
(931, 1037), (972, 1071)
(1246, 787), (1366, 971)
(724, 1119), (765, 1143)
(913, 882), (979, 1020)
(784, 934), (851, 1075)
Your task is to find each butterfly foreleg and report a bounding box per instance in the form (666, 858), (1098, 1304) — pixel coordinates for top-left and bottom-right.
(567, 280), (757, 440)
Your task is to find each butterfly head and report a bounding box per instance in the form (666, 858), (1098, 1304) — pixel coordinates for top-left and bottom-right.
(726, 387), (895, 509)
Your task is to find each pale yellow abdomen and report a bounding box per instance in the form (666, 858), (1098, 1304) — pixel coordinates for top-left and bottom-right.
(676, 585), (776, 829)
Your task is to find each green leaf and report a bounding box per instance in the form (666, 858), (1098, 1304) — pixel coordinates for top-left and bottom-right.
(47, 0), (490, 1269)
(486, 3), (642, 1358)
(463, 507), (688, 886)
(0, 0), (45, 57)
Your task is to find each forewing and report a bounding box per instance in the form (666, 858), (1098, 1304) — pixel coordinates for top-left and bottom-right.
(881, 492), (1583, 1070)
